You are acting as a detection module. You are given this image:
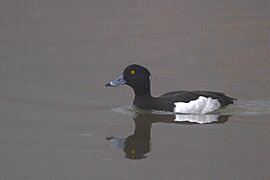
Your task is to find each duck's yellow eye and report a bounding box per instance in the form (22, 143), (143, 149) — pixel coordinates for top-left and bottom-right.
(130, 70), (136, 75)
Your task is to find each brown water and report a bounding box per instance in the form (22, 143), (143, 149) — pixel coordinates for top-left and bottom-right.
(1, 0), (270, 179)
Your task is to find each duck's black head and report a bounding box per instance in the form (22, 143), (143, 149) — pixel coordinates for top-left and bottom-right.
(106, 64), (151, 96)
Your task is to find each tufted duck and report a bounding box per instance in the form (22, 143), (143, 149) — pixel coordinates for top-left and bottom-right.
(106, 64), (235, 114)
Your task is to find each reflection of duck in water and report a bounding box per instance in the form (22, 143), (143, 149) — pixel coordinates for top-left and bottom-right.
(107, 111), (230, 160)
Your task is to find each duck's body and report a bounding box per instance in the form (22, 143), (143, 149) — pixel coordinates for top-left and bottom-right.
(106, 64), (235, 114)
(134, 90), (234, 114)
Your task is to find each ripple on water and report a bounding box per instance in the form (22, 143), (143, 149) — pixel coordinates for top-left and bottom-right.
(217, 100), (270, 115)
(112, 100), (270, 115)
(111, 100), (270, 124)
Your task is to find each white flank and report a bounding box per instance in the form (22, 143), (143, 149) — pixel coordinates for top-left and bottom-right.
(174, 96), (221, 114)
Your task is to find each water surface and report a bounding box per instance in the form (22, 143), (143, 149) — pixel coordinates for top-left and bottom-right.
(1, 0), (270, 179)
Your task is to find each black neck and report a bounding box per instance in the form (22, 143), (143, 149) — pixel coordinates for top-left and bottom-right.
(133, 86), (151, 96)
(132, 78), (151, 96)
